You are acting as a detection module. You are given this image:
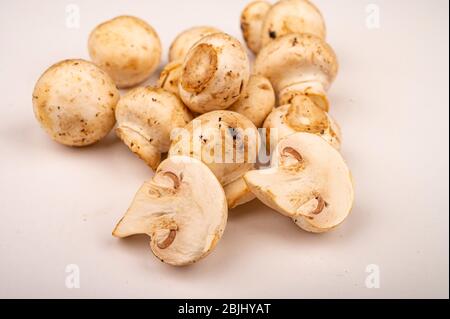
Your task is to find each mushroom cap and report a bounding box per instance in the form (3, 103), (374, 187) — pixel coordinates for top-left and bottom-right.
(240, 0), (272, 54)
(179, 33), (250, 114)
(224, 177), (256, 209)
(115, 87), (193, 170)
(229, 75), (275, 128)
(32, 59), (119, 147)
(260, 0), (326, 48)
(254, 33), (338, 111)
(157, 60), (183, 97)
(169, 26), (222, 62)
(88, 15), (162, 89)
(244, 132), (354, 233)
(263, 95), (341, 150)
(113, 156), (228, 266)
(169, 110), (260, 186)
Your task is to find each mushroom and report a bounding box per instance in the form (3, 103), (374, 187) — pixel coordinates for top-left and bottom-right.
(113, 156), (228, 266)
(229, 75), (275, 127)
(115, 87), (193, 170)
(179, 33), (250, 114)
(263, 95), (341, 151)
(254, 33), (338, 112)
(240, 0), (326, 54)
(244, 132), (354, 233)
(169, 26), (222, 63)
(169, 110), (260, 206)
(32, 59), (119, 147)
(88, 15), (162, 89)
(240, 0), (272, 54)
(157, 60), (183, 97)
(224, 177), (256, 209)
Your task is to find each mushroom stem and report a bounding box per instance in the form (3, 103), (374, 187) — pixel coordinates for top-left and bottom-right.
(311, 195), (326, 215)
(157, 229), (177, 249)
(164, 172), (181, 189)
(282, 147), (303, 162)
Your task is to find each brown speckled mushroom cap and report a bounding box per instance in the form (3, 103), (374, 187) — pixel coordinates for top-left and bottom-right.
(240, 0), (272, 54)
(255, 33), (338, 111)
(115, 87), (193, 170)
(88, 15), (162, 89)
(32, 59), (119, 147)
(263, 95), (342, 151)
(113, 156), (228, 266)
(169, 26), (222, 62)
(244, 132), (354, 233)
(179, 33), (250, 114)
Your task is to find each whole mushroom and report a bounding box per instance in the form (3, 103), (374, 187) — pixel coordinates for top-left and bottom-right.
(179, 33), (250, 114)
(241, 0), (326, 54)
(157, 60), (183, 97)
(254, 33), (338, 112)
(113, 156), (228, 266)
(244, 132), (354, 233)
(169, 110), (260, 207)
(88, 15), (162, 89)
(32, 59), (119, 147)
(169, 26), (222, 63)
(264, 95), (341, 151)
(115, 87), (193, 170)
(229, 75), (275, 128)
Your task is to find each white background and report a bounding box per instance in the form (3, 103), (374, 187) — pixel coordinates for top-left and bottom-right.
(0, 0), (448, 298)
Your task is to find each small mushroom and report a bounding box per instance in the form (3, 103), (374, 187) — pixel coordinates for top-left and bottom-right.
(169, 26), (222, 62)
(169, 111), (260, 198)
(32, 59), (119, 147)
(179, 33), (250, 114)
(113, 156), (228, 266)
(88, 16), (162, 89)
(157, 60), (183, 97)
(229, 75), (275, 127)
(254, 33), (338, 112)
(224, 177), (256, 209)
(240, 0), (326, 54)
(244, 132), (354, 233)
(240, 0), (272, 54)
(263, 95), (341, 151)
(115, 87), (193, 170)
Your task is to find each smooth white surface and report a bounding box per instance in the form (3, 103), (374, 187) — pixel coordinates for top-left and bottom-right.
(0, 0), (448, 299)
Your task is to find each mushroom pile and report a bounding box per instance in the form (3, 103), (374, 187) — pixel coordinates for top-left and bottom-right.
(32, 0), (354, 266)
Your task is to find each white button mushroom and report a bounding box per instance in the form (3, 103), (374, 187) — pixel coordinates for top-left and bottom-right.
(115, 87), (193, 170)
(244, 132), (354, 233)
(254, 33), (338, 112)
(169, 110), (260, 186)
(179, 33), (250, 114)
(240, 0), (326, 54)
(157, 60), (183, 97)
(224, 177), (256, 209)
(229, 75), (275, 128)
(32, 59), (119, 147)
(240, 0), (272, 54)
(263, 95), (341, 150)
(88, 16), (162, 89)
(113, 156), (228, 266)
(169, 26), (222, 63)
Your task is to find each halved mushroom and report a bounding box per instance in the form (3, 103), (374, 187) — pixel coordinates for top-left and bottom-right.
(229, 75), (275, 128)
(263, 95), (341, 151)
(244, 132), (354, 233)
(240, 0), (326, 54)
(254, 33), (338, 112)
(115, 87), (193, 170)
(113, 156), (228, 266)
(179, 33), (250, 114)
(169, 26), (222, 63)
